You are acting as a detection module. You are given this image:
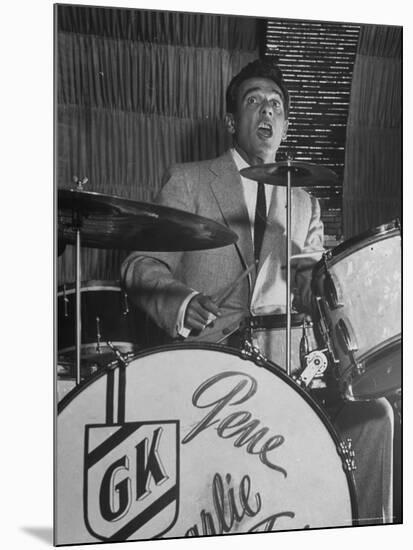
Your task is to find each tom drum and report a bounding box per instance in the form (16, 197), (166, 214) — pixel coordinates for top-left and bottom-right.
(312, 220), (401, 401)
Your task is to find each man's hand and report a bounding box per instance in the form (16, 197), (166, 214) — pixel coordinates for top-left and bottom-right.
(184, 294), (221, 332)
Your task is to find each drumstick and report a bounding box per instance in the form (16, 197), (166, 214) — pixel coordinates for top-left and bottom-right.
(213, 262), (256, 307)
(200, 263), (256, 327)
(290, 250), (324, 260)
(203, 263), (255, 326)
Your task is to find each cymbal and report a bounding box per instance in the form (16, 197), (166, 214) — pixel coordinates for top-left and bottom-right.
(240, 161), (338, 186)
(58, 188), (238, 251)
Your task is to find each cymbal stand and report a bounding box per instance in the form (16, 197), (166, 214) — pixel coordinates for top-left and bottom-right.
(72, 176), (88, 386)
(73, 210), (82, 386)
(286, 159), (292, 377)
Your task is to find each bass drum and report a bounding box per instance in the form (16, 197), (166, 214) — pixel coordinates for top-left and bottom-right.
(55, 345), (357, 545)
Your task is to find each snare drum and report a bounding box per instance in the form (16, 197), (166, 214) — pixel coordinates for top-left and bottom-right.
(57, 281), (140, 399)
(248, 313), (321, 376)
(312, 221), (401, 401)
(56, 344), (357, 545)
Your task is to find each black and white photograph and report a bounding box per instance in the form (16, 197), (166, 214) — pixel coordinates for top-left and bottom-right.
(54, 2), (402, 545)
(1, 0), (408, 548)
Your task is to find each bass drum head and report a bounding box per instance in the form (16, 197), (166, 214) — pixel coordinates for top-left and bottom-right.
(56, 345), (356, 545)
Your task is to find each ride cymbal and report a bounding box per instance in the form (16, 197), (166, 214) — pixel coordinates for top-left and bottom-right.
(240, 161), (338, 186)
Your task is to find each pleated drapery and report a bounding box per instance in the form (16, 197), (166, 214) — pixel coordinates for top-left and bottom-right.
(56, 6), (259, 283)
(342, 25), (402, 238)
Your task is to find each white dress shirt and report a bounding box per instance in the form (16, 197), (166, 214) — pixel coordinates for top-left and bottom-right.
(231, 148), (274, 241)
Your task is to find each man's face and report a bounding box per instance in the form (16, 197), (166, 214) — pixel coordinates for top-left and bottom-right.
(226, 77), (289, 165)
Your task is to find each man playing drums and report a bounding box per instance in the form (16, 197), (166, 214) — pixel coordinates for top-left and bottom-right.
(121, 59), (394, 526)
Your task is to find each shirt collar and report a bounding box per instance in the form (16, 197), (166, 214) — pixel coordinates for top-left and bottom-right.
(230, 148), (250, 172)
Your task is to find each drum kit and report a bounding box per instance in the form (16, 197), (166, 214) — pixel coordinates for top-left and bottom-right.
(55, 161), (401, 544)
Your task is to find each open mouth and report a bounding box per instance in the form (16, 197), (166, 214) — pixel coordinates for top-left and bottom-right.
(257, 122), (273, 139)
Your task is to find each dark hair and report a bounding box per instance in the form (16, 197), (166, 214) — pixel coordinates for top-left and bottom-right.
(226, 58), (290, 117)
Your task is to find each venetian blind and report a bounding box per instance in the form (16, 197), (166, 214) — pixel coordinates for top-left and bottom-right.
(264, 19), (360, 242)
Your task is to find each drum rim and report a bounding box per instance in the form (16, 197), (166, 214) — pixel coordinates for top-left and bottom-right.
(58, 341), (138, 356)
(341, 336), (401, 401)
(57, 280), (122, 294)
(56, 341), (359, 523)
(313, 218), (401, 275)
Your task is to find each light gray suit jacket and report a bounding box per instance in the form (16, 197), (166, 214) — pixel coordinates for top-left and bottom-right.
(121, 151), (324, 342)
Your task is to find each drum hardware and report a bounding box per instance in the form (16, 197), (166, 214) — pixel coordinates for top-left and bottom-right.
(105, 342), (135, 425)
(297, 350), (328, 388)
(300, 319), (313, 367)
(73, 175), (89, 190)
(95, 316), (102, 354)
(106, 340), (134, 367)
(240, 160), (338, 379)
(339, 438), (357, 473)
(315, 296), (340, 366)
(105, 341), (128, 425)
(295, 319), (329, 388)
(71, 180), (87, 386)
(240, 338), (269, 368)
(63, 284), (69, 318)
(335, 319), (365, 377)
(122, 291), (130, 315)
(285, 157), (293, 378)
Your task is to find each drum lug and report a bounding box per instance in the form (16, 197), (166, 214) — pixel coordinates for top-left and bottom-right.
(339, 438), (357, 472)
(315, 296), (340, 365)
(241, 339), (268, 367)
(355, 362), (366, 376)
(122, 291), (130, 316)
(96, 316), (102, 353)
(106, 341), (133, 367)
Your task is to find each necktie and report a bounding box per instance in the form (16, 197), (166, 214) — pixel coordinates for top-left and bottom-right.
(254, 182), (267, 263)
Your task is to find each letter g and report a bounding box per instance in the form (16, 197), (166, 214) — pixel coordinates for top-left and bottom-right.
(99, 455), (131, 522)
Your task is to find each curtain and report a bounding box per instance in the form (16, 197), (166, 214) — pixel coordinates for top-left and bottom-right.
(342, 25), (402, 238)
(56, 6), (259, 284)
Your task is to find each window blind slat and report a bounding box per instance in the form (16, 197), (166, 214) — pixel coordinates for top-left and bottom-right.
(265, 19), (360, 241)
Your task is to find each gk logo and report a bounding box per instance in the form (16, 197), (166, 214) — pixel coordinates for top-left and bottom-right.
(84, 421), (179, 541)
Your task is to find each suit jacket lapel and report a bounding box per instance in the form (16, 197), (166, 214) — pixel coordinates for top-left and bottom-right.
(208, 152), (256, 281)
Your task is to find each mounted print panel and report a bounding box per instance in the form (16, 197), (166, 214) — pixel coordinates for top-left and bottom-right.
(54, 3), (402, 546)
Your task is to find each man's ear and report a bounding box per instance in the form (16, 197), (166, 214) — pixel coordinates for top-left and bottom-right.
(225, 113), (236, 135)
(281, 120), (289, 141)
